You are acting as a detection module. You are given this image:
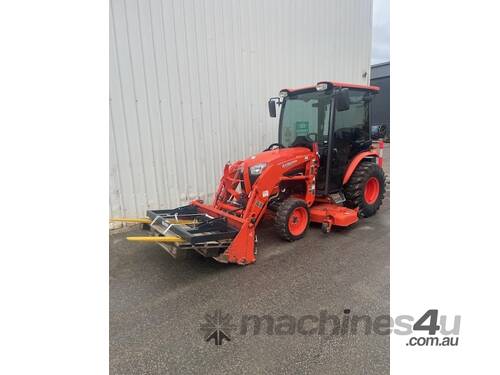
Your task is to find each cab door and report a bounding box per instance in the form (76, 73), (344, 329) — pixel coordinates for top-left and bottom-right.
(327, 89), (372, 192)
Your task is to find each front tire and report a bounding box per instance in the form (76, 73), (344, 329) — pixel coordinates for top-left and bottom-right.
(344, 161), (386, 217)
(274, 198), (310, 241)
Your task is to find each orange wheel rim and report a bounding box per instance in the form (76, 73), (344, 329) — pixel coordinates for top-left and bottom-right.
(288, 207), (308, 236)
(364, 177), (380, 204)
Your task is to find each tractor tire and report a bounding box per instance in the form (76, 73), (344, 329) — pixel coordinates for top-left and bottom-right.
(344, 161), (386, 218)
(274, 198), (310, 241)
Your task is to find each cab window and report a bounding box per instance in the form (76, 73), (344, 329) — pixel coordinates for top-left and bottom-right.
(280, 91), (331, 147)
(334, 90), (370, 141)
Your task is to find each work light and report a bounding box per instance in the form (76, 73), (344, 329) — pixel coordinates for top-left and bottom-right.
(279, 90), (288, 98)
(316, 82), (328, 91)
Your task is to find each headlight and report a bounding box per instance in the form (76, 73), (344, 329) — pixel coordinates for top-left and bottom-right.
(249, 163), (267, 175)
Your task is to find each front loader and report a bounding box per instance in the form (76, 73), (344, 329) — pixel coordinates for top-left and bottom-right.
(112, 81), (386, 265)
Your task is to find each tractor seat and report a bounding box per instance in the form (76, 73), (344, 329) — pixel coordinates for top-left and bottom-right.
(290, 136), (314, 151)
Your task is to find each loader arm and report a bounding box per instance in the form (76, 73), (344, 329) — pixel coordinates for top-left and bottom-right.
(197, 146), (319, 264)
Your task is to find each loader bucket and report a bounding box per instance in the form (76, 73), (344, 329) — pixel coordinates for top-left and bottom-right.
(116, 200), (256, 264)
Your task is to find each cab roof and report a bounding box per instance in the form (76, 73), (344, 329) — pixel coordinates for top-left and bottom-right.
(281, 81), (380, 93)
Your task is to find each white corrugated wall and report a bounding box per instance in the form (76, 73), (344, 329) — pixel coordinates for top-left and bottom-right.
(110, 0), (373, 219)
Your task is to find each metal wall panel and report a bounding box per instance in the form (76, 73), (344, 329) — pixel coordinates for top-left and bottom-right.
(110, 0), (373, 220)
(371, 61), (390, 79)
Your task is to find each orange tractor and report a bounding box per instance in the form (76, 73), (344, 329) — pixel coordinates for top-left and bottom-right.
(115, 81), (386, 265)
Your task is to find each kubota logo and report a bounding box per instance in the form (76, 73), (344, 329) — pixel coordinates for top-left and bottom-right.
(282, 160), (297, 169)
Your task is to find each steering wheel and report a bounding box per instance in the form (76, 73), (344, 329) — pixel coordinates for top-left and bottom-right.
(264, 143), (285, 151)
(306, 133), (318, 142)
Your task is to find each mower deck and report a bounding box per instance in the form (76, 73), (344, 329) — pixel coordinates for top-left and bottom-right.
(309, 202), (359, 231)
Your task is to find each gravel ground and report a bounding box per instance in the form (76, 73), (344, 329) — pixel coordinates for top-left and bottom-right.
(110, 144), (390, 375)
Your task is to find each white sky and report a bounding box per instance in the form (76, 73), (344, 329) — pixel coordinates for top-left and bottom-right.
(371, 0), (390, 64)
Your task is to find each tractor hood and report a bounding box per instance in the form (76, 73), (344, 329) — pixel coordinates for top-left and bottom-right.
(244, 147), (313, 168)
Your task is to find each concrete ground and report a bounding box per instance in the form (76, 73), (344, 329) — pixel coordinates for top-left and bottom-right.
(110, 145), (390, 375)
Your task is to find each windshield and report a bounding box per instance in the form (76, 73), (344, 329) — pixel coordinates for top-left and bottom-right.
(279, 91), (332, 147)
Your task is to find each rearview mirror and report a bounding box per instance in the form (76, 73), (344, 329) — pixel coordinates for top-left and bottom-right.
(336, 88), (350, 112)
(268, 98), (277, 118)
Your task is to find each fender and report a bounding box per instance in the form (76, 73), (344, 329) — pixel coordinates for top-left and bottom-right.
(342, 151), (380, 185)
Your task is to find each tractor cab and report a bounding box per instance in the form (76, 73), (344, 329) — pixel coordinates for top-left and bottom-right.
(269, 81), (379, 195)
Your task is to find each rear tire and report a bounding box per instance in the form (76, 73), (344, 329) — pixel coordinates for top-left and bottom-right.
(344, 161), (386, 217)
(274, 198), (310, 241)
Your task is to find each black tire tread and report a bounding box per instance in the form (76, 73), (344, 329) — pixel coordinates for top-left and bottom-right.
(344, 161), (386, 217)
(274, 198), (310, 241)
